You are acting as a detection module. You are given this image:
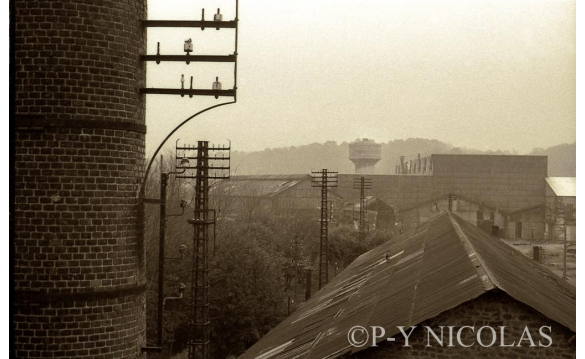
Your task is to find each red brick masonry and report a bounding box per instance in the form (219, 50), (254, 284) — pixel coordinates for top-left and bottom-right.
(349, 291), (575, 359)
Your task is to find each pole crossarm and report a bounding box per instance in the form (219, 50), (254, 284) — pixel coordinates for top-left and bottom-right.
(311, 170), (339, 188)
(141, 54), (236, 63)
(143, 20), (237, 29)
(140, 88), (236, 97)
(175, 141), (231, 180)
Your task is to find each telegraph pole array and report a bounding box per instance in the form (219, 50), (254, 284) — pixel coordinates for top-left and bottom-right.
(139, 1), (239, 353)
(353, 176), (372, 242)
(175, 141), (231, 359)
(311, 169), (338, 289)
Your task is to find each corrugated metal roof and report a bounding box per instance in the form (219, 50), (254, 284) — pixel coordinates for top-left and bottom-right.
(211, 175), (310, 197)
(451, 215), (575, 331)
(546, 177), (576, 197)
(239, 212), (575, 359)
(232, 175), (311, 181)
(343, 196), (393, 212)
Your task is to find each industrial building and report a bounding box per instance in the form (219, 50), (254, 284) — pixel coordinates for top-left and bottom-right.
(545, 177), (576, 243)
(209, 175), (344, 222)
(238, 212), (576, 359)
(337, 154), (551, 240)
(341, 196), (395, 231)
(213, 154), (569, 242)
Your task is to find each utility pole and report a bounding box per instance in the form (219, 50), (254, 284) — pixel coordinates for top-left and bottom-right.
(311, 169), (338, 289)
(138, 1), (239, 353)
(176, 141), (231, 359)
(304, 267), (312, 300)
(353, 176), (372, 242)
(554, 196), (567, 279)
(141, 156), (189, 353)
(158, 164), (168, 349)
(445, 193), (457, 212)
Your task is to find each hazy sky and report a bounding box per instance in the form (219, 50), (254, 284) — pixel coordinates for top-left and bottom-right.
(145, 0), (576, 155)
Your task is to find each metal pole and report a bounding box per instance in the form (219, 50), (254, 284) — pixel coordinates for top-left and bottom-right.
(177, 140), (230, 358)
(359, 177), (366, 242)
(319, 169), (328, 289)
(554, 196), (567, 280)
(158, 164), (168, 348)
(189, 141), (211, 359)
(353, 176), (371, 241)
(305, 269), (312, 300)
(312, 169), (336, 290)
(563, 226), (567, 280)
(293, 235), (298, 290)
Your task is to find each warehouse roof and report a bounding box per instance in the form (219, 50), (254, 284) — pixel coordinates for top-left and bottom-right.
(546, 177), (576, 197)
(211, 175), (310, 197)
(239, 212), (575, 359)
(343, 196), (394, 212)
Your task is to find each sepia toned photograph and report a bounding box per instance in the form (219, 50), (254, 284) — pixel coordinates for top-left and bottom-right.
(10, 0), (576, 358)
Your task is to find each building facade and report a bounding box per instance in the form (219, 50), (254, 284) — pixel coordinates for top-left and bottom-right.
(351, 291), (575, 359)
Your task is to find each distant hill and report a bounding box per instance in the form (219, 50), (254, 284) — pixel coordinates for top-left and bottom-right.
(528, 142), (576, 177)
(230, 139), (576, 177)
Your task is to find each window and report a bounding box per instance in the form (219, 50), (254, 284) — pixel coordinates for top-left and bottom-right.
(515, 221), (523, 239)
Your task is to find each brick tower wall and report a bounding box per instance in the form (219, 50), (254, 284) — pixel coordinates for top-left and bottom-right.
(13, 1), (148, 358)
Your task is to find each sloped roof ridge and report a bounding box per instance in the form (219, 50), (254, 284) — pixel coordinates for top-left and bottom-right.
(230, 174), (311, 180)
(447, 212), (497, 291)
(449, 212), (576, 331)
(546, 177), (576, 197)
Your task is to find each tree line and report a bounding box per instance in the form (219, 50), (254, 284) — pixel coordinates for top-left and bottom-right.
(230, 139), (575, 176)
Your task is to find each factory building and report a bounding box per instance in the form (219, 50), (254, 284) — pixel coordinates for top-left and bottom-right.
(341, 196), (395, 231)
(209, 175), (344, 222)
(214, 155), (560, 241)
(337, 154), (549, 240)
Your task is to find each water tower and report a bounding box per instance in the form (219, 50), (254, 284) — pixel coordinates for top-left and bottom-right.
(349, 138), (382, 174)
